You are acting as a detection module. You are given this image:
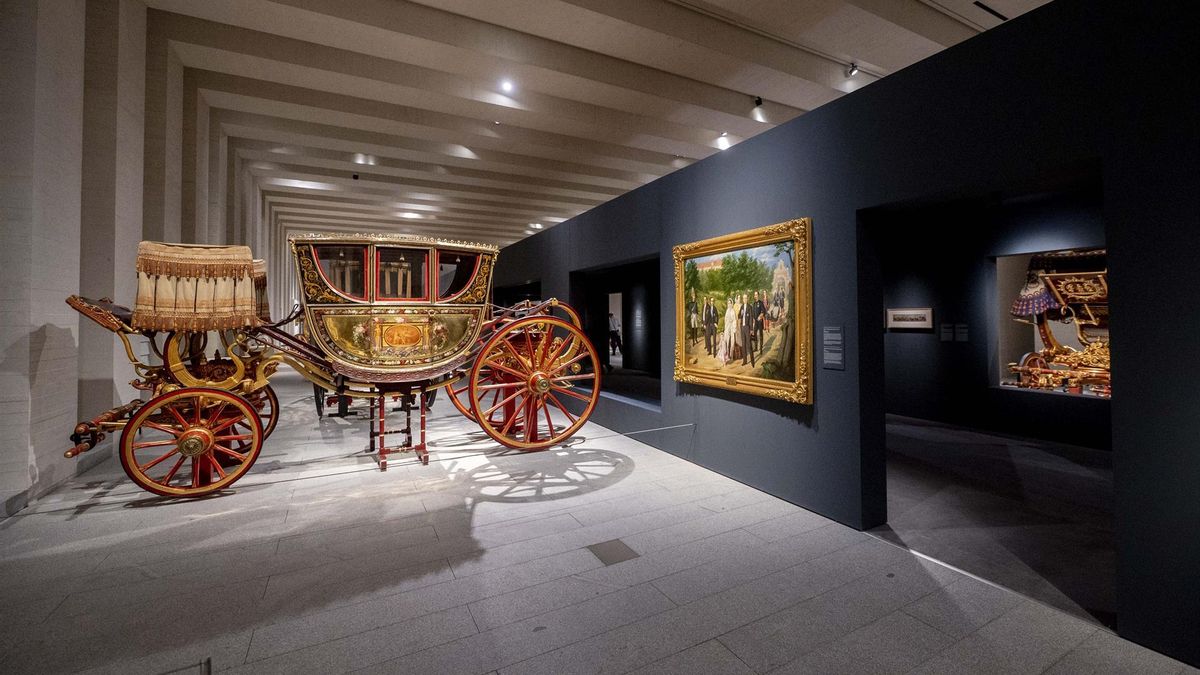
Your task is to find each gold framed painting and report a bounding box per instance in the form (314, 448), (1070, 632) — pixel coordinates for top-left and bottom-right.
(672, 218), (813, 404)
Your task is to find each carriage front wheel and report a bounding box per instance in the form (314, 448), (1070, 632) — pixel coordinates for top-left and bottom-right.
(119, 387), (264, 497)
(468, 316), (601, 450)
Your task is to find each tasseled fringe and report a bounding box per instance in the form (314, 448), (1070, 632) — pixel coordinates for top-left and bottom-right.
(136, 241), (255, 280)
(131, 312), (261, 332)
(252, 259), (268, 290)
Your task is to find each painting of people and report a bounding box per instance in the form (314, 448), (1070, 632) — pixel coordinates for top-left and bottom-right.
(673, 219), (812, 403)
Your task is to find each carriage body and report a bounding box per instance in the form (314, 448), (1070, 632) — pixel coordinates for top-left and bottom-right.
(289, 233), (496, 386)
(64, 234), (601, 497)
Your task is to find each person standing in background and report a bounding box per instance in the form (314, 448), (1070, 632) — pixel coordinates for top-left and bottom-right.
(740, 292), (756, 367)
(703, 296), (718, 356)
(754, 290), (767, 353)
(686, 288), (700, 346)
(608, 312), (622, 357)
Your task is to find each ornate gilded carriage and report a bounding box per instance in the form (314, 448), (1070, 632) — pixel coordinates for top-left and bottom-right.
(64, 234), (601, 497)
(1006, 248), (1110, 397)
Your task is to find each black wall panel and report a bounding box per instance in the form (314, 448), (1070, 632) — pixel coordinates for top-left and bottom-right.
(494, 1), (1200, 664)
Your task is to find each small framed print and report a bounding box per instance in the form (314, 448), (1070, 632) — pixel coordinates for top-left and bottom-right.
(886, 307), (934, 330)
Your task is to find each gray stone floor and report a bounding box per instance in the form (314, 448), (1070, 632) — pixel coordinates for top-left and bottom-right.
(874, 416), (1115, 628)
(0, 371), (1192, 674)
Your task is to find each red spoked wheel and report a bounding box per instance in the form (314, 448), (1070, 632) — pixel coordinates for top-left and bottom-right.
(245, 385), (279, 440)
(450, 303), (585, 423)
(119, 387), (264, 497)
(468, 316), (600, 450)
(448, 371), (484, 422)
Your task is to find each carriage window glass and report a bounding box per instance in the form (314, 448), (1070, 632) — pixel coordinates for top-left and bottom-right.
(377, 247), (428, 300)
(438, 252), (479, 299)
(314, 245), (366, 299)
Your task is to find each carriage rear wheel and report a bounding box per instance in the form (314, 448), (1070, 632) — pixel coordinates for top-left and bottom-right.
(450, 304), (584, 423)
(468, 316), (600, 450)
(245, 385), (279, 440)
(119, 387), (264, 497)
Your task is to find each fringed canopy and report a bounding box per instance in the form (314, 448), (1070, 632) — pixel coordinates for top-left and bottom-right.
(132, 241), (258, 332)
(252, 259), (270, 322)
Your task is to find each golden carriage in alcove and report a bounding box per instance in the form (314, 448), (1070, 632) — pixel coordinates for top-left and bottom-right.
(64, 234), (601, 497)
(1006, 248), (1110, 397)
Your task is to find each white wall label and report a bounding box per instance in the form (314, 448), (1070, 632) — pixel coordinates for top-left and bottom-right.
(823, 325), (845, 370)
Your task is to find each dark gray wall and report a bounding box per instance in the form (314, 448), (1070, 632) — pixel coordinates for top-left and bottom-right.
(875, 187), (1112, 450)
(495, 1), (1200, 664)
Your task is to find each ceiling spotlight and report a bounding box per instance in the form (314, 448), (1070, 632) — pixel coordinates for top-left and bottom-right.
(500, 79), (514, 93)
(720, 131), (728, 137)
(846, 63), (859, 77)
(529, 223), (543, 230)
(493, 120), (501, 125)
(754, 96), (763, 107)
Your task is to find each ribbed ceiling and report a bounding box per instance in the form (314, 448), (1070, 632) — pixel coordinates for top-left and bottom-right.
(145, 0), (1049, 248)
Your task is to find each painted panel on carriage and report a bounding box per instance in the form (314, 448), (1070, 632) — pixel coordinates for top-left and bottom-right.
(312, 308), (478, 368)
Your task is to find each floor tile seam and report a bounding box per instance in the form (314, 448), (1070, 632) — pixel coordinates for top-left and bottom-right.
(466, 601), (482, 635)
(252, 549), (602, 633)
(95, 525), (305, 569)
(259, 552), (454, 605)
(621, 501), (804, 554)
(663, 532), (892, 629)
(584, 526), (777, 589)
(649, 522), (861, 600)
(861, 529), (1109, 631)
(432, 472), (677, 518)
(607, 637), (738, 675)
(362, 583), (680, 675)
(50, 563), (286, 619)
(273, 511), (441, 546)
(467, 575), (630, 632)
(247, 602), (477, 671)
(895, 603), (967, 643)
(448, 501), (744, 577)
(244, 574), (486, 650)
(37, 594), (70, 626)
(910, 595), (1100, 673)
(541, 481), (727, 520)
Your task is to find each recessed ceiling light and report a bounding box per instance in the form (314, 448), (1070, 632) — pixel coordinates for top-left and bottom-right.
(352, 153), (376, 165)
(500, 79), (514, 93)
(529, 223), (543, 229)
(399, 212), (422, 219)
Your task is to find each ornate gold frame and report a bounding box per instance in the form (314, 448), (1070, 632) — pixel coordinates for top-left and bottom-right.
(672, 218), (813, 404)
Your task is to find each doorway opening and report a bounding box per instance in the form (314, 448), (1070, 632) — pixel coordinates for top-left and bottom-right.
(859, 171), (1115, 628)
(608, 292), (624, 370)
(570, 257), (661, 405)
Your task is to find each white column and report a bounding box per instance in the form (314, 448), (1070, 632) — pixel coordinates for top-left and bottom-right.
(78, 0), (145, 420)
(0, 0), (87, 514)
(142, 10), (182, 242)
